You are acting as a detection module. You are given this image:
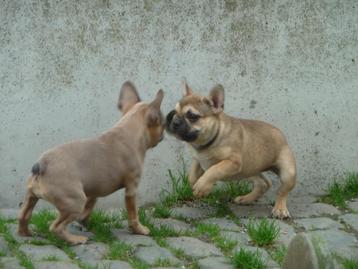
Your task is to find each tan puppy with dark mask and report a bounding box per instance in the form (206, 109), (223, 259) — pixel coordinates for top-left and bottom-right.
(166, 80), (296, 219)
(18, 82), (165, 244)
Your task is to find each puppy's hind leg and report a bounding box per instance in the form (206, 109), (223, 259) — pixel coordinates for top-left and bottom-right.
(234, 174), (272, 204)
(50, 190), (88, 245)
(272, 146), (296, 219)
(18, 187), (39, 236)
(78, 198), (97, 226)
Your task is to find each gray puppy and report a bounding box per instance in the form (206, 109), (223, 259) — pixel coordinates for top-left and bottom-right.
(18, 82), (165, 244)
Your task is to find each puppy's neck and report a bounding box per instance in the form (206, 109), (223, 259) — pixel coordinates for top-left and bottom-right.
(191, 116), (221, 151)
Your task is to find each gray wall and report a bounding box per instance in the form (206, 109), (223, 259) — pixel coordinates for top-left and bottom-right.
(1, 0), (357, 209)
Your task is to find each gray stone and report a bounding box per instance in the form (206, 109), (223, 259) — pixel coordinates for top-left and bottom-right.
(0, 236), (10, 255)
(19, 244), (70, 261)
(347, 199), (358, 212)
(340, 214), (358, 232)
(0, 209), (19, 220)
(134, 246), (181, 266)
(275, 220), (296, 247)
(85, 259), (132, 269)
(230, 204), (273, 218)
(112, 229), (157, 247)
(237, 246), (279, 268)
(282, 233), (319, 269)
(289, 203), (341, 218)
(7, 223), (49, 244)
(152, 268), (180, 269)
(71, 242), (108, 261)
(283, 233), (339, 269)
(166, 236), (222, 258)
(200, 217), (240, 231)
(295, 217), (344, 231)
(34, 261), (81, 269)
(220, 231), (249, 247)
(0, 257), (26, 269)
(171, 205), (213, 220)
(198, 256), (235, 269)
(308, 229), (358, 259)
(152, 218), (192, 233)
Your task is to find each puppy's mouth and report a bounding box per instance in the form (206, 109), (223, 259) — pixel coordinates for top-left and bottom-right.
(166, 110), (199, 142)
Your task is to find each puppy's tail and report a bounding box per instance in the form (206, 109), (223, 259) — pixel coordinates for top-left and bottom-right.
(31, 160), (46, 176)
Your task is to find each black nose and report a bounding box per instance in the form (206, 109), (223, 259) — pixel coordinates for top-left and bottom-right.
(172, 117), (181, 128)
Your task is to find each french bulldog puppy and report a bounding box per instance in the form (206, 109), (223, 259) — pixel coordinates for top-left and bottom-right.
(166, 80), (296, 218)
(18, 82), (165, 244)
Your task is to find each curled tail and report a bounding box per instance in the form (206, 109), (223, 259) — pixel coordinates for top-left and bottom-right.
(31, 161), (46, 175)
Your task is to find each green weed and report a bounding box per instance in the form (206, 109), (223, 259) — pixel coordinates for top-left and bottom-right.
(247, 218), (280, 246)
(232, 248), (266, 269)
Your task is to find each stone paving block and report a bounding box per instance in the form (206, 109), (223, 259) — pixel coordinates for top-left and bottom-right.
(289, 203), (341, 218)
(0, 236), (10, 255)
(34, 261), (81, 269)
(85, 259), (132, 269)
(0, 257), (26, 269)
(237, 246), (280, 268)
(230, 204), (273, 218)
(166, 236), (223, 258)
(220, 231), (250, 247)
(340, 214), (358, 232)
(134, 246), (181, 266)
(295, 217), (344, 231)
(171, 205), (213, 220)
(7, 223), (49, 244)
(200, 217), (241, 231)
(112, 228), (157, 247)
(0, 209), (19, 220)
(198, 256), (235, 269)
(71, 242), (108, 261)
(19, 244), (70, 261)
(347, 199), (358, 212)
(152, 218), (192, 233)
(308, 229), (358, 259)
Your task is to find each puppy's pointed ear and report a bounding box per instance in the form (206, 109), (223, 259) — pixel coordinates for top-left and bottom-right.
(147, 89), (164, 126)
(118, 81), (141, 114)
(208, 84), (225, 113)
(182, 78), (193, 96)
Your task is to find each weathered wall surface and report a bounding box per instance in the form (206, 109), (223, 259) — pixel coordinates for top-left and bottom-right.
(0, 0), (357, 209)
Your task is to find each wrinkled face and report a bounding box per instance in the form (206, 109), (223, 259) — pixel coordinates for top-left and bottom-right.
(166, 95), (219, 144)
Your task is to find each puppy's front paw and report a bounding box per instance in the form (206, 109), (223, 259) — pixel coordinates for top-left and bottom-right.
(271, 206), (291, 219)
(132, 223), (150, 235)
(193, 180), (213, 198)
(68, 235), (88, 245)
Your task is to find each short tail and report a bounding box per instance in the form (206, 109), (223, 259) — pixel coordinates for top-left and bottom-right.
(31, 161), (46, 175)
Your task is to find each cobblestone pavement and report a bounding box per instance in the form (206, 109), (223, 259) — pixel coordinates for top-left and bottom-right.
(0, 198), (357, 269)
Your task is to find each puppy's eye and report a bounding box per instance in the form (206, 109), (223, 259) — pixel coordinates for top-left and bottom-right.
(186, 111), (200, 122)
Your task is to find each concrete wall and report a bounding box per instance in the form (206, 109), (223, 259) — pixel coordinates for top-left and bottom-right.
(1, 0), (357, 209)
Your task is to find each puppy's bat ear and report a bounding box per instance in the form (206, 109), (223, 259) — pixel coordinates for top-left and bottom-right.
(182, 78), (193, 96)
(148, 89), (164, 126)
(208, 84), (225, 113)
(118, 81), (141, 114)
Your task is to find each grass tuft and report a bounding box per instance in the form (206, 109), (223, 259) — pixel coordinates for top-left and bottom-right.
(203, 181), (252, 217)
(87, 210), (123, 243)
(107, 241), (133, 260)
(270, 245), (287, 266)
(247, 218), (280, 246)
(153, 258), (173, 267)
(320, 173), (358, 208)
(339, 257), (358, 269)
(232, 248), (266, 269)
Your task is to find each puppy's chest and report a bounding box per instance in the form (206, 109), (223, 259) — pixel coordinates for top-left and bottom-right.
(192, 147), (232, 171)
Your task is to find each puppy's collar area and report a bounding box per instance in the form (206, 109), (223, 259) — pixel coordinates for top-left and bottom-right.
(192, 128), (220, 151)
